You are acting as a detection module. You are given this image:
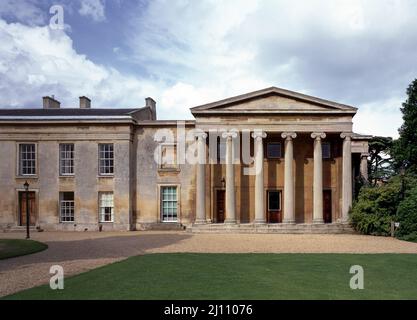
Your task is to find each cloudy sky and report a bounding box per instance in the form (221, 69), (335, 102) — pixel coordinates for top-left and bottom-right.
(1, 0), (417, 137)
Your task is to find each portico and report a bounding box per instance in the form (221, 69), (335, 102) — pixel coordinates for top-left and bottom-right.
(191, 87), (370, 228)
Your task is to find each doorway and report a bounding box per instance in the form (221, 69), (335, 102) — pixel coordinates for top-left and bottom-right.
(216, 190), (225, 223)
(19, 191), (36, 226)
(323, 190), (332, 223)
(267, 190), (282, 223)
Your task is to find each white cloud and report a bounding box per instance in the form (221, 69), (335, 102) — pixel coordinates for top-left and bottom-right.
(79, 0), (106, 22)
(0, 19), (157, 109)
(0, 0), (416, 138)
(0, 0), (46, 25)
(124, 0), (417, 136)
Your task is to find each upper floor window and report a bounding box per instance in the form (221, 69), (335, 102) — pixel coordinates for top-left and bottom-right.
(267, 142), (282, 159)
(99, 143), (114, 175)
(19, 144), (36, 175)
(159, 143), (178, 169)
(59, 144), (74, 175)
(322, 142), (331, 159)
(217, 139), (226, 163)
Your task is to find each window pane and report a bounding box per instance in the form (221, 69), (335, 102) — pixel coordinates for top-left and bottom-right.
(99, 192), (114, 222)
(322, 143), (331, 159)
(99, 144), (114, 175)
(267, 143), (281, 158)
(60, 192), (75, 222)
(60, 144), (74, 175)
(19, 144), (36, 175)
(161, 187), (178, 222)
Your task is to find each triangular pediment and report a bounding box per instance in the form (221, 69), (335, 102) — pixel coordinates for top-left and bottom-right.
(191, 87), (357, 115)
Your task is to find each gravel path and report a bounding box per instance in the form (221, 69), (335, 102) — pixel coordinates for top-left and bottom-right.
(1, 231), (417, 297)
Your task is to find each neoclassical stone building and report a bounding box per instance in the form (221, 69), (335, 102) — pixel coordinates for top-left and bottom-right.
(0, 87), (370, 233)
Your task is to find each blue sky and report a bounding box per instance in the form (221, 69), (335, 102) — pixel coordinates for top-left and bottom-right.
(1, 0), (417, 137)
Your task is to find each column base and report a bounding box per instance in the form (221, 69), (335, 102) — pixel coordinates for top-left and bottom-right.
(224, 219), (237, 224)
(194, 219), (207, 225)
(253, 219), (266, 225)
(282, 219), (296, 224)
(313, 219), (324, 224)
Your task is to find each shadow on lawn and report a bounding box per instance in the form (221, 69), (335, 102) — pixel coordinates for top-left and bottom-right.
(0, 233), (191, 271)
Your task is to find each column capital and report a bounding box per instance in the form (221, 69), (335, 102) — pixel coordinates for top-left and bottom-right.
(222, 130), (238, 140)
(311, 132), (326, 140)
(194, 131), (207, 139)
(251, 130), (267, 140)
(281, 132), (297, 140)
(340, 132), (354, 140)
(361, 152), (369, 158)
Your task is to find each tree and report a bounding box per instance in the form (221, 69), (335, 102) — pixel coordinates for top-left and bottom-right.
(368, 136), (393, 186)
(393, 78), (417, 173)
(396, 185), (417, 242)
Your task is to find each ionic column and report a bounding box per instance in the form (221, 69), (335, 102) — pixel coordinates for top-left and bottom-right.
(360, 153), (369, 183)
(195, 131), (207, 224)
(311, 132), (326, 223)
(281, 132), (297, 224)
(341, 133), (353, 222)
(222, 131), (238, 224)
(252, 130), (267, 224)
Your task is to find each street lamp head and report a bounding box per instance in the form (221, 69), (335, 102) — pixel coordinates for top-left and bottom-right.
(24, 181), (29, 191)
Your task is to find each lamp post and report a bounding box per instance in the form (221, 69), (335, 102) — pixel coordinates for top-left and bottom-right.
(23, 181), (30, 239)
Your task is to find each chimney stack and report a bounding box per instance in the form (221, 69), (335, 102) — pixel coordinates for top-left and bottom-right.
(145, 97), (156, 120)
(43, 96), (60, 109)
(79, 96), (91, 109)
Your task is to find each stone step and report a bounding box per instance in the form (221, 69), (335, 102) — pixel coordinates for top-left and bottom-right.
(138, 223), (187, 231)
(189, 223), (356, 234)
(2, 226), (39, 233)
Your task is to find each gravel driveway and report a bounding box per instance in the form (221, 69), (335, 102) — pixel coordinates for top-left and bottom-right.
(1, 231), (417, 297)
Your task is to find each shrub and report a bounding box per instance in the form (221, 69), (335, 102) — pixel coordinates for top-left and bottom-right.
(396, 185), (417, 241)
(350, 180), (401, 236)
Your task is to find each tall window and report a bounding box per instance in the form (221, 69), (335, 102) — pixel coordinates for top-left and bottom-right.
(99, 144), (114, 175)
(159, 144), (178, 169)
(59, 144), (74, 175)
(60, 192), (74, 222)
(217, 139), (226, 163)
(322, 142), (331, 159)
(19, 144), (36, 175)
(267, 142), (282, 159)
(161, 186), (178, 222)
(99, 192), (114, 222)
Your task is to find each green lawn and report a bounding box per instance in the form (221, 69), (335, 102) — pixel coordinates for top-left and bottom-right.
(3, 253), (417, 300)
(0, 239), (48, 260)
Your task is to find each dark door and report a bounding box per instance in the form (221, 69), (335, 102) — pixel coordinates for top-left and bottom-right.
(19, 192), (36, 226)
(267, 190), (282, 223)
(216, 190), (225, 223)
(323, 190), (332, 223)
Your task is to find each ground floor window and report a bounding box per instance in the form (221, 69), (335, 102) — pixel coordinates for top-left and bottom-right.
(60, 192), (74, 222)
(99, 192), (114, 222)
(161, 186), (178, 222)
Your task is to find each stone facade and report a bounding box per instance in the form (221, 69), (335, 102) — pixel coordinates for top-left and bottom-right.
(0, 87), (371, 232)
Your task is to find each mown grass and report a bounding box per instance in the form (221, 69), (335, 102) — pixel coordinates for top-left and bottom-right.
(4, 253), (417, 300)
(0, 239), (48, 260)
